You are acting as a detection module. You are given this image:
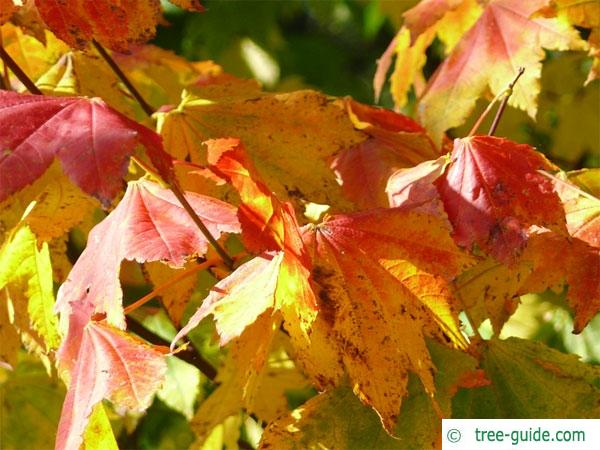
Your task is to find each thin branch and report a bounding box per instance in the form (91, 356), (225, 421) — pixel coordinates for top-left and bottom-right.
(0, 33), (9, 89)
(169, 182), (235, 269)
(91, 39), (155, 116)
(468, 89), (506, 136)
(126, 316), (218, 380)
(488, 67), (525, 136)
(131, 156), (235, 269)
(124, 258), (220, 315)
(0, 45), (42, 95)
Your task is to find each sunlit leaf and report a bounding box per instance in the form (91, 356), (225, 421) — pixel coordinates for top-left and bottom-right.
(453, 337), (600, 418)
(417, 0), (586, 141)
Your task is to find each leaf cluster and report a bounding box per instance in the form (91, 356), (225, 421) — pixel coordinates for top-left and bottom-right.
(0, 1), (598, 450)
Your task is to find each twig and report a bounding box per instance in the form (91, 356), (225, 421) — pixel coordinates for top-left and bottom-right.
(468, 89), (506, 136)
(124, 258), (220, 315)
(488, 67), (525, 136)
(91, 39), (155, 116)
(0, 33), (9, 89)
(468, 67), (525, 137)
(131, 156), (235, 269)
(126, 316), (218, 380)
(169, 182), (235, 268)
(0, 45), (42, 95)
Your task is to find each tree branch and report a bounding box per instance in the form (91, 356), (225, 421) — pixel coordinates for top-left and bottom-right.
(169, 181), (235, 269)
(126, 316), (218, 381)
(92, 39), (155, 116)
(0, 45), (42, 95)
(131, 156), (235, 269)
(488, 67), (525, 136)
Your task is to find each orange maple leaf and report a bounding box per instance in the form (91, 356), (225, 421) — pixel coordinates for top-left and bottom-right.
(412, 0), (585, 141)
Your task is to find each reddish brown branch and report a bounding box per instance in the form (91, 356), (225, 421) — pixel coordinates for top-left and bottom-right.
(92, 39), (155, 116)
(126, 316), (218, 380)
(488, 67), (525, 136)
(0, 45), (42, 95)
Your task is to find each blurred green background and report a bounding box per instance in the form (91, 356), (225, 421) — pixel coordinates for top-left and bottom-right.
(154, 0), (599, 170)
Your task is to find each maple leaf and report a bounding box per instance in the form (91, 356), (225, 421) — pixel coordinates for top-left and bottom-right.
(331, 100), (441, 208)
(31, 0), (202, 52)
(56, 312), (166, 450)
(386, 156), (449, 214)
(260, 342), (480, 450)
(0, 222), (60, 351)
(436, 136), (565, 262)
(187, 313), (283, 445)
(453, 338), (600, 418)
(0, 162), (97, 243)
(455, 228), (600, 334)
(173, 138), (316, 349)
(0, 23), (70, 84)
(154, 90), (366, 214)
(519, 230), (600, 333)
(416, 0), (586, 141)
(0, 0), (16, 24)
(112, 46), (237, 114)
(56, 178), (239, 333)
(373, 0), (481, 108)
(300, 207), (472, 433)
(35, 51), (137, 117)
(552, 169), (600, 248)
(0, 91), (169, 207)
(538, 0), (600, 84)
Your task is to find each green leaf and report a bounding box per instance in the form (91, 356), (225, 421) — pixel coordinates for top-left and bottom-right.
(259, 384), (404, 450)
(0, 357), (65, 450)
(157, 356), (201, 420)
(259, 341), (479, 449)
(83, 403), (118, 450)
(453, 337), (600, 418)
(0, 223), (60, 350)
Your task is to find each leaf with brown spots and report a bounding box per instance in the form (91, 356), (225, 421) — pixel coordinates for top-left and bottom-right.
(154, 90), (367, 215)
(436, 136), (565, 263)
(32, 0), (203, 52)
(299, 207), (472, 433)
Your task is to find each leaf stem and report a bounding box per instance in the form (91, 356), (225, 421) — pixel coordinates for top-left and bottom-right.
(468, 67), (525, 136)
(91, 39), (155, 117)
(0, 44), (42, 95)
(467, 90), (506, 137)
(125, 316), (218, 380)
(488, 67), (525, 136)
(131, 156), (235, 268)
(124, 258), (220, 315)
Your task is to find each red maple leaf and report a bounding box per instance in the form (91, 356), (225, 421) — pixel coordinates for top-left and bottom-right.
(56, 300), (166, 450)
(436, 136), (565, 262)
(0, 91), (170, 207)
(55, 178), (240, 332)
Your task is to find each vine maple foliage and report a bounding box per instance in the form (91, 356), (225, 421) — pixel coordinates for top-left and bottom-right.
(0, 1), (599, 449)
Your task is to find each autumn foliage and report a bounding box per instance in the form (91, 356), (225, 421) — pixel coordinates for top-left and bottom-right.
(1, 1), (599, 449)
